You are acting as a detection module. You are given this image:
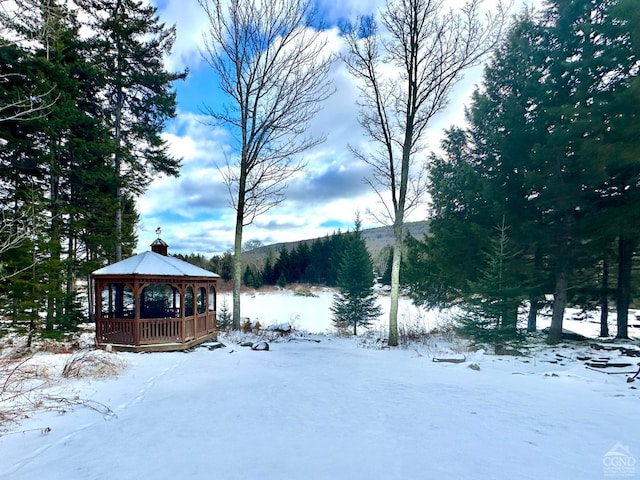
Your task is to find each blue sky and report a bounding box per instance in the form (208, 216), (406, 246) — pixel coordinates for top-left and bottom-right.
(137, 0), (538, 257)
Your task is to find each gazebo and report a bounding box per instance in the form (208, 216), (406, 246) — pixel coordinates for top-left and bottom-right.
(92, 239), (219, 352)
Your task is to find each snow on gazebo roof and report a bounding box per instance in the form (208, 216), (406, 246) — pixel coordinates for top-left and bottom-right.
(92, 251), (219, 278)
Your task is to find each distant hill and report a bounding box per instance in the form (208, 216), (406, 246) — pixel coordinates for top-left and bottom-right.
(243, 221), (429, 271)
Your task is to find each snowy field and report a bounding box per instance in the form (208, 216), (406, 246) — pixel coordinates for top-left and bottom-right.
(1, 289), (639, 480)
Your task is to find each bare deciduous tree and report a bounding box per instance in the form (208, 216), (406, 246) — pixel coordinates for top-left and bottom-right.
(0, 208), (31, 279)
(0, 74), (55, 123)
(199, 0), (333, 329)
(0, 0), (59, 124)
(342, 0), (509, 346)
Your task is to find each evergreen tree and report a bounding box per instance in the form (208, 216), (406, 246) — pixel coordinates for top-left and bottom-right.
(0, 1), (120, 332)
(331, 217), (382, 335)
(276, 272), (287, 289)
(216, 297), (232, 331)
(324, 230), (347, 287)
(293, 242), (311, 283)
(82, 0), (185, 261)
(0, 0), (184, 335)
(262, 255), (276, 285)
(211, 252), (234, 282)
(526, 0), (640, 342)
(455, 219), (525, 349)
(307, 237), (325, 284)
(405, 127), (492, 310)
(380, 247), (393, 286)
(410, 1), (640, 344)
(274, 247), (291, 286)
(243, 264), (263, 289)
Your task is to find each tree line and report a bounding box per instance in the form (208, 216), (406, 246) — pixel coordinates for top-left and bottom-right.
(246, 231), (362, 289)
(0, 0), (182, 339)
(403, 0), (640, 346)
(175, 229), (380, 290)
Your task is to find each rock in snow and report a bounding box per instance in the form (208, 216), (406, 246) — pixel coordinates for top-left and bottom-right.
(266, 323), (291, 334)
(251, 341), (269, 351)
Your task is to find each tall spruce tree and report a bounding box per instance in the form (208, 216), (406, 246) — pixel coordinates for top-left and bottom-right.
(331, 216), (381, 335)
(82, 0), (185, 262)
(405, 127), (493, 311)
(527, 0), (640, 342)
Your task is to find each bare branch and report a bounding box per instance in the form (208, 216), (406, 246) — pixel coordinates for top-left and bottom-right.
(0, 75), (57, 123)
(199, 0), (334, 221)
(0, 0), (60, 123)
(343, 0), (509, 228)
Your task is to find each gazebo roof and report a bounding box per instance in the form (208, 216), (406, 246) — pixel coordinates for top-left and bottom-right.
(92, 251), (219, 278)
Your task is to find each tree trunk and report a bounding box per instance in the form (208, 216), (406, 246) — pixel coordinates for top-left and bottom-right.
(114, 88), (123, 263)
(388, 225), (403, 347)
(546, 268), (567, 344)
(47, 139), (61, 331)
(231, 168), (247, 331)
(527, 296), (539, 333)
(87, 273), (95, 322)
(600, 257), (609, 337)
(64, 223), (76, 324)
(616, 235), (633, 340)
(232, 216), (243, 331)
(27, 255), (37, 347)
(501, 302), (519, 334)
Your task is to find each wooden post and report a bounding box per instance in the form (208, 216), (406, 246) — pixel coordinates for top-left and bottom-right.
(133, 280), (140, 346)
(180, 283), (186, 344)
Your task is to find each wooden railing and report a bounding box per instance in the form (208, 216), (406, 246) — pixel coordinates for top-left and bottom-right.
(196, 314), (208, 336)
(184, 317), (195, 340)
(139, 318), (182, 344)
(97, 311), (216, 347)
(97, 319), (135, 345)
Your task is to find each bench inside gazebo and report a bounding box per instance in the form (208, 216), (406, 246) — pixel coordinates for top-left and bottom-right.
(92, 239), (219, 352)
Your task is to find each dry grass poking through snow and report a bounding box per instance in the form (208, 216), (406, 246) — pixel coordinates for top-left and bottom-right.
(61, 350), (126, 379)
(0, 349), (124, 432)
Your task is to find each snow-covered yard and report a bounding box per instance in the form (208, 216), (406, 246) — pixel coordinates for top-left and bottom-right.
(1, 289), (639, 480)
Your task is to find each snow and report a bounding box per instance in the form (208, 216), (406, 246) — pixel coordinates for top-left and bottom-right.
(92, 251), (219, 277)
(1, 290), (639, 480)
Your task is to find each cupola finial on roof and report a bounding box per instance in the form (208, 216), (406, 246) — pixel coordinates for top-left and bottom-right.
(151, 228), (169, 256)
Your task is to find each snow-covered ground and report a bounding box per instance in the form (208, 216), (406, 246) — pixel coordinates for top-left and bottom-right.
(1, 289), (639, 480)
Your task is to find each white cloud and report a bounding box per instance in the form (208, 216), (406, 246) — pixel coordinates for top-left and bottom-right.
(152, 0), (210, 72)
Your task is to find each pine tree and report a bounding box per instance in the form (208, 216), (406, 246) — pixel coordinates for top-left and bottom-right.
(405, 127), (492, 311)
(243, 264), (262, 289)
(211, 252), (234, 282)
(262, 256), (276, 285)
(526, 0), (640, 343)
(455, 218), (525, 350)
(82, 0), (185, 261)
(216, 297), (232, 331)
(331, 217), (382, 335)
(274, 247), (291, 286)
(411, 2), (640, 344)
